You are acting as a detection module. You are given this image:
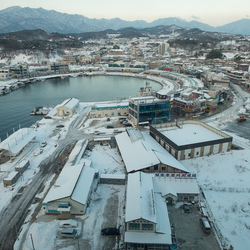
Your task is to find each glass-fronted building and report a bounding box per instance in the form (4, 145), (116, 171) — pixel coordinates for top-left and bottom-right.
(129, 96), (170, 125)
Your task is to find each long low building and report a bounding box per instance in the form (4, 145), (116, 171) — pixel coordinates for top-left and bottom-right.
(89, 101), (128, 118)
(42, 160), (95, 215)
(150, 120), (233, 160)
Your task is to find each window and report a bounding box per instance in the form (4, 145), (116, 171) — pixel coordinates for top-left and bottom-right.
(142, 224), (153, 231)
(162, 167), (166, 171)
(189, 196), (195, 200)
(188, 153), (191, 157)
(196, 152), (199, 155)
(128, 223), (140, 230)
(154, 165), (158, 171)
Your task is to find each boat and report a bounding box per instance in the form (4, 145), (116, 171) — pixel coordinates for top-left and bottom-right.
(30, 106), (53, 115)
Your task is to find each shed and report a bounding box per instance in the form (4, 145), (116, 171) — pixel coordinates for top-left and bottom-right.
(3, 171), (20, 186)
(100, 174), (126, 185)
(15, 159), (30, 173)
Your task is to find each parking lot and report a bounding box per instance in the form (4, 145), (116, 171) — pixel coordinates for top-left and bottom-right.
(168, 204), (220, 250)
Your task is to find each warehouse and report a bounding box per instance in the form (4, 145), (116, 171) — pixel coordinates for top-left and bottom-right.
(150, 120), (233, 160)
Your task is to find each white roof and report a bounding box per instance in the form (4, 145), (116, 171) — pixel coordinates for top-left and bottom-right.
(115, 131), (189, 173)
(0, 128), (37, 155)
(115, 132), (160, 173)
(71, 162), (95, 205)
(100, 174), (126, 179)
(153, 175), (199, 196)
(125, 173), (172, 245)
(59, 98), (79, 109)
(159, 124), (223, 146)
(126, 172), (157, 223)
(5, 171), (19, 181)
(43, 164), (83, 203)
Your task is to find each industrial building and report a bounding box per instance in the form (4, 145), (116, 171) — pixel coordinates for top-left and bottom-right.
(56, 98), (80, 117)
(150, 120), (233, 160)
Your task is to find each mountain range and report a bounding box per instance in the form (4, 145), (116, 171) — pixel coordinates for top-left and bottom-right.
(0, 6), (250, 36)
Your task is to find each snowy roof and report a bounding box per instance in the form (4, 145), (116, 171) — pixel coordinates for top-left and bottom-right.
(100, 174), (126, 179)
(126, 172), (157, 223)
(153, 175), (199, 196)
(0, 128), (37, 155)
(125, 172), (172, 245)
(115, 130), (189, 173)
(5, 171), (19, 180)
(159, 124), (224, 146)
(43, 164), (83, 203)
(141, 132), (188, 172)
(59, 98), (79, 109)
(71, 163), (95, 205)
(115, 131), (160, 173)
(66, 139), (88, 167)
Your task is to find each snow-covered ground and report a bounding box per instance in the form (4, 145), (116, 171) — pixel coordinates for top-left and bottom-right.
(0, 85), (249, 250)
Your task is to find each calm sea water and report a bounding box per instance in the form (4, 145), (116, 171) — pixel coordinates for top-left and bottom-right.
(0, 75), (161, 140)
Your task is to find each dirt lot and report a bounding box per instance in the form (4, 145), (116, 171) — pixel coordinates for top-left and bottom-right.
(168, 204), (221, 250)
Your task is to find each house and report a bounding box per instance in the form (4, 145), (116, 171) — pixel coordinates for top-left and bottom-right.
(150, 120), (232, 160)
(56, 98), (80, 117)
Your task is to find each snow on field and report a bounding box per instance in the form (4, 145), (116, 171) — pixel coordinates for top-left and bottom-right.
(181, 148), (250, 250)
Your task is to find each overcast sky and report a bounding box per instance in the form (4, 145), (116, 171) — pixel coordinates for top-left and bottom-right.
(1, 0), (250, 27)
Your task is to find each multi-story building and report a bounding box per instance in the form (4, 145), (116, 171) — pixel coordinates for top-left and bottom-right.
(49, 63), (69, 74)
(10, 65), (28, 78)
(128, 96), (170, 125)
(0, 67), (12, 81)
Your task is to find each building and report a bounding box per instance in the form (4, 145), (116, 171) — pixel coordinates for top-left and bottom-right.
(56, 98), (80, 117)
(42, 162), (95, 215)
(150, 120), (233, 160)
(15, 159), (30, 173)
(0, 128), (37, 157)
(3, 171), (20, 186)
(48, 63), (69, 74)
(125, 172), (172, 250)
(0, 67), (12, 81)
(89, 101), (128, 118)
(100, 174), (126, 185)
(10, 65), (28, 78)
(129, 96), (170, 125)
(115, 129), (189, 174)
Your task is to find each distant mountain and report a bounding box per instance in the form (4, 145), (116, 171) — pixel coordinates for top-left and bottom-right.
(0, 6), (250, 35)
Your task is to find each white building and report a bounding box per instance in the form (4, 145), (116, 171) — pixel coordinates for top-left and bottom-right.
(150, 120), (233, 160)
(115, 129), (189, 174)
(56, 98), (80, 116)
(125, 172), (172, 249)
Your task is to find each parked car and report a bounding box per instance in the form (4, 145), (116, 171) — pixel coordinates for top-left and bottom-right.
(183, 203), (191, 213)
(44, 116), (52, 119)
(106, 125), (114, 129)
(40, 141), (47, 148)
(124, 123), (132, 127)
(101, 227), (120, 236)
(56, 125), (65, 128)
(200, 217), (211, 234)
(60, 228), (81, 239)
(59, 219), (78, 228)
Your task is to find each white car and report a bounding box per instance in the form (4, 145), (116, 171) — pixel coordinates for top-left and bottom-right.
(59, 219), (78, 228)
(40, 141), (47, 148)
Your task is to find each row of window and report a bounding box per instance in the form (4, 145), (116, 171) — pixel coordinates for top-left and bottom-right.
(128, 223), (154, 231)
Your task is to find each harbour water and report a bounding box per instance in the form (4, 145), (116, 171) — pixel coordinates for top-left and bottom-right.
(0, 75), (161, 140)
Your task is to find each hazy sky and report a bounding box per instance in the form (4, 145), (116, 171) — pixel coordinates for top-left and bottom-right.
(1, 0), (250, 27)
